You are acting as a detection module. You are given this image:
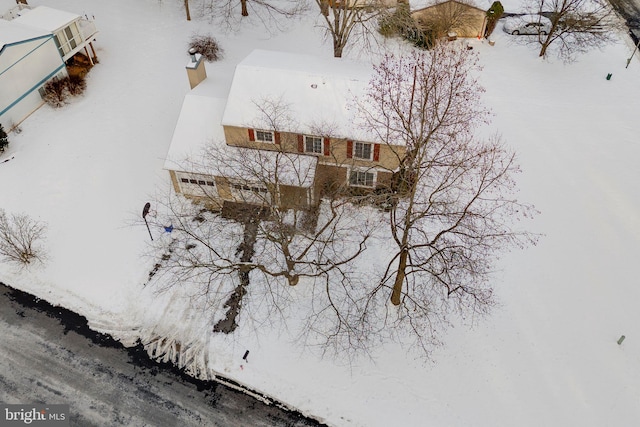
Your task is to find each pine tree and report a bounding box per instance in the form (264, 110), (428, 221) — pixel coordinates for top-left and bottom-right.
(0, 124), (8, 153)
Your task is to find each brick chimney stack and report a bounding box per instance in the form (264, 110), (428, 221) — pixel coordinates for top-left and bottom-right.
(186, 48), (207, 89)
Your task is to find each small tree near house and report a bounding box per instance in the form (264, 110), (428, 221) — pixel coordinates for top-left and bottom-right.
(0, 209), (48, 267)
(0, 124), (8, 153)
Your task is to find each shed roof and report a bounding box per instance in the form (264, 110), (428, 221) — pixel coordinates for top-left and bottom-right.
(12, 6), (80, 33)
(221, 49), (376, 142)
(411, 0), (485, 14)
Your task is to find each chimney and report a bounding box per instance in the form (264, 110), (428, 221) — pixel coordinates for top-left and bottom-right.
(186, 48), (207, 89)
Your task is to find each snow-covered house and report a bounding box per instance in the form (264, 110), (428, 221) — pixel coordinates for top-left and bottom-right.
(0, 19), (66, 131)
(0, 5), (99, 131)
(165, 50), (406, 210)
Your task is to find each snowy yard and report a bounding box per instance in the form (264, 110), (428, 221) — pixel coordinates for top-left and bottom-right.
(1, 0), (640, 426)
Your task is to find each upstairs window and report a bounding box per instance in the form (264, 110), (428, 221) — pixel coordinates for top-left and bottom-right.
(347, 141), (380, 161)
(255, 130), (274, 143)
(305, 136), (323, 154)
(353, 142), (372, 160)
(298, 134), (330, 155)
(248, 129), (280, 144)
(64, 26), (77, 50)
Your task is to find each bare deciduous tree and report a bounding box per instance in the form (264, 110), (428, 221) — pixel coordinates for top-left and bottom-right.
(529, 0), (620, 59)
(0, 209), (47, 266)
(353, 44), (537, 354)
(148, 158), (375, 333)
(147, 100), (375, 334)
(315, 0), (390, 57)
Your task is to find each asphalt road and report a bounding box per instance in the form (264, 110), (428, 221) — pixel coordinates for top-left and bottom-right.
(0, 283), (324, 427)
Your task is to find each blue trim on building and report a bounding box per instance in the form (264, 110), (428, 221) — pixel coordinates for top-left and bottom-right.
(0, 36), (56, 78)
(0, 63), (66, 118)
(0, 33), (52, 56)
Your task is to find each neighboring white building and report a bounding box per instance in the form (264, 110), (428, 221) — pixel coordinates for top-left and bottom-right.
(0, 19), (66, 131)
(0, 5), (99, 131)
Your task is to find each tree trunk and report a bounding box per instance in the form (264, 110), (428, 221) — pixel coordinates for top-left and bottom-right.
(333, 40), (343, 58)
(538, 44), (547, 57)
(391, 247), (408, 305)
(184, 0), (191, 21)
(241, 0), (249, 16)
(538, 20), (558, 57)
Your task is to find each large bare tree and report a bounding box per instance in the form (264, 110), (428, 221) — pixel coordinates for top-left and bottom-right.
(148, 156), (375, 333)
(529, 0), (619, 59)
(147, 100), (375, 334)
(353, 44), (537, 354)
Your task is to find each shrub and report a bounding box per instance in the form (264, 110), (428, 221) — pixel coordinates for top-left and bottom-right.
(378, 1), (412, 38)
(378, 17), (395, 37)
(66, 75), (87, 96)
(43, 77), (69, 108)
(379, 2), (434, 50)
(0, 124), (8, 153)
(188, 34), (223, 62)
(400, 25), (434, 49)
(42, 75), (87, 107)
(485, 1), (504, 38)
(0, 209), (48, 266)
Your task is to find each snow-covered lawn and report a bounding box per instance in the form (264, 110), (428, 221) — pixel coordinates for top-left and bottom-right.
(1, 0), (640, 426)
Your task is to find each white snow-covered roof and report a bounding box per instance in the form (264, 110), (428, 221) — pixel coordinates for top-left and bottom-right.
(221, 49), (376, 142)
(0, 18), (49, 49)
(165, 78), (317, 188)
(164, 79), (227, 171)
(12, 6), (80, 33)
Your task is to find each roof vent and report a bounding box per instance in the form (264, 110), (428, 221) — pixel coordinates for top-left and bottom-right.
(189, 47), (198, 63)
(311, 84), (317, 89)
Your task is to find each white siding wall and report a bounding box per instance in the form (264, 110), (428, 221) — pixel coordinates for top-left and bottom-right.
(0, 36), (66, 130)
